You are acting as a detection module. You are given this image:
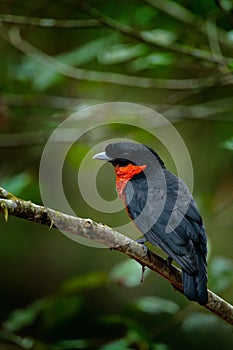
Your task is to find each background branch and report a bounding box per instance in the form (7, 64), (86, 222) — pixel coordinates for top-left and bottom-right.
(0, 14), (100, 28)
(0, 26), (220, 90)
(78, 2), (232, 65)
(144, 0), (230, 46)
(0, 187), (233, 326)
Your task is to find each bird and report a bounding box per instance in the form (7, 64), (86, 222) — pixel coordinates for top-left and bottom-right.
(93, 142), (208, 305)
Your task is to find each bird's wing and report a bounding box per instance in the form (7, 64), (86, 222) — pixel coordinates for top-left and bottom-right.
(164, 171), (207, 246)
(125, 172), (206, 274)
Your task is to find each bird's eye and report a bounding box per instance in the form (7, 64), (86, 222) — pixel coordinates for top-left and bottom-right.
(119, 159), (130, 166)
(112, 158), (131, 167)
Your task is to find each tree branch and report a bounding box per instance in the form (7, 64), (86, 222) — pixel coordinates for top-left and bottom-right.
(0, 14), (100, 28)
(0, 187), (233, 325)
(77, 2), (232, 66)
(0, 26), (221, 90)
(144, 0), (230, 46)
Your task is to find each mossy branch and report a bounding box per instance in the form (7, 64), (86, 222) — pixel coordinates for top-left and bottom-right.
(0, 187), (233, 325)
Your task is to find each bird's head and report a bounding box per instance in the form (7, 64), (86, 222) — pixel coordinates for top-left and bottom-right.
(93, 142), (165, 170)
(93, 142), (165, 198)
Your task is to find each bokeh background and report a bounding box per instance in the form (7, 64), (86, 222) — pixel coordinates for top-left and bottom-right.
(0, 1), (233, 349)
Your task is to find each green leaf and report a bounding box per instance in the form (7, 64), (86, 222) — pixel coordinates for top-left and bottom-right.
(1, 172), (31, 196)
(227, 31), (233, 45)
(132, 296), (179, 315)
(3, 295), (83, 332)
(152, 343), (170, 350)
(109, 259), (150, 287)
(3, 299), (47, 332)
(132, 6), (157, 27)
(181, 313), (218, 332)
(57, 36), (116, 66)
(99, 338), (131, 350)
(60, 271), (107, 294)
(209, 256), (233, 293)
(42, 295), (83, 329)
(0, 330), (34, 349)
(220, 0), (233, 11)
(126, 329), (150, 348)
(56, 339), (90, 349)
(141, 29), (177, 46)
(98, 43), (148, 65)
(129, 53), (175, 71)
(222, 137), (233, 150)
(99, 314), (126, 326)
(17, 35), (116, 89)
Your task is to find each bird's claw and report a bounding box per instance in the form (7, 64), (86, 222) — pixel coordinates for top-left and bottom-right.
(140, 264), (146, 283)
(136, 237), (148, 255)
(135, 237), (148, 283)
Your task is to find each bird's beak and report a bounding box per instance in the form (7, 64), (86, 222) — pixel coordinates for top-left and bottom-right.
(92, 151), (112, 161)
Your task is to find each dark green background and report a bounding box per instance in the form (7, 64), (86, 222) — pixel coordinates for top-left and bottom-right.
(0, 1), (233, 349)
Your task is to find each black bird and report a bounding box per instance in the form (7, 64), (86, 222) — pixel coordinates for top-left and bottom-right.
(93, 142), (208, 305)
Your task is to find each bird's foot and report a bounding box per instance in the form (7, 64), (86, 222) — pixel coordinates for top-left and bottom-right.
(135, 237), (148, 283)
(136, 237), (148, 255)
(140, 264), (147, 283)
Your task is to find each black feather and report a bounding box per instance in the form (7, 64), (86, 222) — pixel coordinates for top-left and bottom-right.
(119, 145), (208, 305)
(104, 142), (208, 305)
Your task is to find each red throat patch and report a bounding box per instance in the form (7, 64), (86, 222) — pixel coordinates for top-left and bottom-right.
(114, 164), (147, 199)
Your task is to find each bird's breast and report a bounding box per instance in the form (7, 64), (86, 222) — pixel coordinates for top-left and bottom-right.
(114, 164), (147, 199)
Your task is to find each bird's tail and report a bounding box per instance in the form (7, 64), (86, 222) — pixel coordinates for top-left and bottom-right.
(182, 252), (208, 306)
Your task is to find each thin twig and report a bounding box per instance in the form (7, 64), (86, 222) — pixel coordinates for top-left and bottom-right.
(77, 2), (232, 65)
(144, 0), (230, 46)
(0, 188), (233, 325)
(0, 14), (100, 28)
(206, 17), (225, 68)
(0, 26), (222, 90)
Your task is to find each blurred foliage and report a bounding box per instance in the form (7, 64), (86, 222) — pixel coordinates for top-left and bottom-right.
(0, 0), (233, 349)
